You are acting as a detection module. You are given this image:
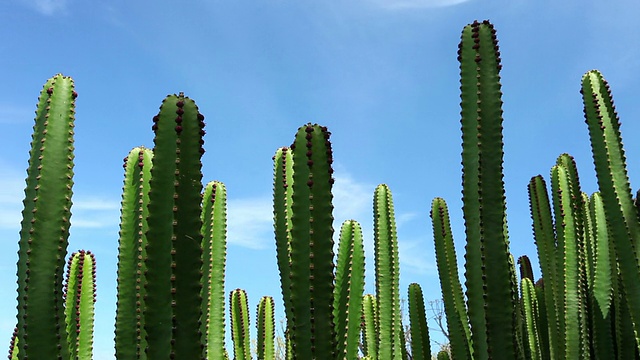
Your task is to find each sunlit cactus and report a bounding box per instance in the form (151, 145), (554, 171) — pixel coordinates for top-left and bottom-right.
(63, 250), (97, 360)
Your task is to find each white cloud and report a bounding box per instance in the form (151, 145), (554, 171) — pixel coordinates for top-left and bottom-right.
(19, 0), (69, 15)
(372, 0), (473, 9)
(227, 197), (273, 249)
(399, 238), (436, 275)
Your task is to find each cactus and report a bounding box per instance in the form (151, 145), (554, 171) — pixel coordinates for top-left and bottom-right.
(63, 250), (97, 360)
(143, 93), (206, 358)
(361, 294), (378, 359)
(581, 69), (640, 350)
(15, 74), (77, 360)
(229, 289), (251, 360)
(256, 296), (275, 360)
(333, 220), (366, 360)
(458, 20), (516, 359)
(201, 180), (228, 360)
(114, 146), (153, 359)
(407, 283), (431, 360)
(373, 184), (405, 360)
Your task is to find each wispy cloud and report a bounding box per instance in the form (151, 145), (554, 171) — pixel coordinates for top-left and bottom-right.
(227, 197), (273, 249)
(19, 0), (69, 16)
(372, 0), (473, 10)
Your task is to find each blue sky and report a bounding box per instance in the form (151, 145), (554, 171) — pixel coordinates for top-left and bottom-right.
(2, 0), (640, 358)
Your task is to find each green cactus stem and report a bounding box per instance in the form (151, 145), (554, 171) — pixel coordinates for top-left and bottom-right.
(362, 294), (378, 360)
(15, 74), (77, 360)
(256, 296), (275, 360)
(430, 198), (472, 360)
(333, 220), (365, 360)
(407, 283), (431, 360)
(520, 278), (542, 360)
(458, 20), (516, 359)
(143, 93), (205, 359)
(285, 123), (337, 359)
(63, 250), (97, 360)
(115, 146), (152, 359)
(373, 184), (404, 360)
(582, 70), (640, 350)
(230, 289), (251, 360)
(201, 180), (228, 360)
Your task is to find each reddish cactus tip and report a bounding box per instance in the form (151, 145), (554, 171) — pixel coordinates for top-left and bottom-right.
(46, 87), (54, 95)
(72, 91), (78, 99)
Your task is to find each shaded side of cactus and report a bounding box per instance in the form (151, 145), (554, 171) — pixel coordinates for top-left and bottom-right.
(362, 294), (378, 360)
(143, 93), (205, 358)
(286, 124), (336, 359)
(201, 181), (228, 360)
(458, 20), (515, 359)
(115, 146), (152, 359)
(582, 70), (640, 349)
(333, 220), (365, 360)
(16, 74), (77, 360)
(430, 198), (472, 360)
(63, 250), (97, 359)
(230, 289), (251, 360)
(256, 296), (275, 360)
(373, 184), (404, 360)
(407, 283), (431, 360)
(273, 146), (294, 343)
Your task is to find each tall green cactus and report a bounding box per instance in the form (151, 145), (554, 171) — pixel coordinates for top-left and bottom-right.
(15, 74), (77, 360)
(273, 124), (337, 359)
(333, 220), (365, 360)
(362, 294), (378, 359)
(143, 93), (206, 358)
(115, 146), (153, 359)
(581, 69), (640, 350)
(458, 20), (516, 359)
(201, 180), (228, 360)
(373, 184), (405, 360)
(407, 283), (431, 360)
(257, 296), (276, 360)
(229, 289), (251, 360)
(63, 250), (97, 360)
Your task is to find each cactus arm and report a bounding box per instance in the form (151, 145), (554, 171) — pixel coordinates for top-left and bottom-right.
(230, 289), (251, 360)
(256, 296), (275, 360)
(517, 256), (534, 282)
(459, 20), (515, 359)
(436, 350), (451, 360)
(143, 94), (205, 358)
(333, 220), (365, 360)
(115, 146), (152, 359)
(287, 124), (336, 359)
(272, 147), (294, 336)
(16, 74), (76, 360)
(407, 283), (431, 360)
(63, 250), (96, 360)
(430, 198), (472, 360)
(582, 70), (640, 349)
(589, 192), (615, 358)
(361, 294), (378, 359)
(520, 278), (542, 360)
(201, 181), (228, 360)
(373, 184), (404, 360)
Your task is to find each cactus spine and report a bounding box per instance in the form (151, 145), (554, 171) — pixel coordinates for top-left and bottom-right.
(15, 74), (77, 360)
(115, 146), (153, 359)
(143, 93), (206, 358)
(201, 180), (228, 359)
(63, 250), (97, 359)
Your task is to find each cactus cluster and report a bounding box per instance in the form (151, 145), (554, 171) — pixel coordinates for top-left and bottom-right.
(8, 19), (640, 360)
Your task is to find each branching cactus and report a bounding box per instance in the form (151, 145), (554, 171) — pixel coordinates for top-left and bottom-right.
(15, 74), (77, 360)
(115, 146), (152, 359)
(582, 69), (640, 350)
(373, 184), (405, 360)
(458, 20), (516, 359)
(201, 181), (228, 360)
(256, 296), (275, 360)
(407, 283), (431, 360)
(143, 93), (206, 358)
(333, 220), (365, 360)
(273, 124), (337, 359)
(63, 250), (97, 360)
(229, 289), (251, 360)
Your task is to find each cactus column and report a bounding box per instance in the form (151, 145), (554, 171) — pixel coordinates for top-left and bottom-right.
(143, 93), (206, 359)
(15, 74), (77, 360)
